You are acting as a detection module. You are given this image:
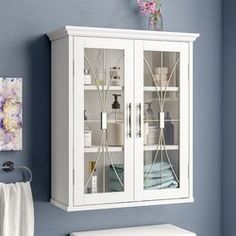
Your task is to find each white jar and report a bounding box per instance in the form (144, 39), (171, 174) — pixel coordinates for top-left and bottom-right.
(154, 74), (169, 87)
(84, 69), (92, 85)
(96, 69), (106, 85)
(154, 73), (168, 82)
(144, 122), (148, 145)
(154, 67), (169, 74)
(107, 123), (124, 146)
(148, 126), (159, 144)
(84, 130), (92, 147)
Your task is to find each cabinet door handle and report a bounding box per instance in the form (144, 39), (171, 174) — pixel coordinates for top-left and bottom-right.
(138, 103), (142, 137)
(128, 103), (132, 138)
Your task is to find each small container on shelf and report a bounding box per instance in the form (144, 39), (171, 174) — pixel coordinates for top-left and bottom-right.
(147, 126), (159, 144)
(153, 66), (169, 88)
(84, 69), (92, 85)
(96, 69), (106, 85)
(143, 122), (148, 145)
(87, 161), (97, 194)
(144, 102), (160, 145)
(143, 103), (150, 145)
(154, 74), (169, 87)
(109, 67), (121, 86)
(84, 110), (92, 147)
(154, 67), (169, 75)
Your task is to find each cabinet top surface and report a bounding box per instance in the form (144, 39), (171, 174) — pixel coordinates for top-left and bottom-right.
(47, 25), (199, 42)
(70, 224), (196, 236)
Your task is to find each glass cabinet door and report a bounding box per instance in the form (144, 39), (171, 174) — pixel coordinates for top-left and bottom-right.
(73, 37), (134, 206)
(135, 40), (189, 201)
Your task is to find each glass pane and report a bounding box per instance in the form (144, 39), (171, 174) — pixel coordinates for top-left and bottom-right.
(143, 51), (180, 190)
(83, 48), (125, 194)
(144, 150), (179, 190)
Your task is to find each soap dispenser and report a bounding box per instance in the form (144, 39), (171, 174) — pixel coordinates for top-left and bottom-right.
(107, 94), (124, 146)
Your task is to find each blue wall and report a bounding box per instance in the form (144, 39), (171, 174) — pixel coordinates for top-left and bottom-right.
(0, 1), (222, 236)
(222, 0), (236, 235)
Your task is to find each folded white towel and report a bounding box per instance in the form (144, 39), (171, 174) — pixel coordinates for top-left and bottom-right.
(0, 182), (34, 236)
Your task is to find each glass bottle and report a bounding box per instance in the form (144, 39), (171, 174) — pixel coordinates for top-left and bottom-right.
(164, 112), (174, 145)
(144, 102), (155, 122)
(84, 110), (92, 147)
(107, 94), (124, 146)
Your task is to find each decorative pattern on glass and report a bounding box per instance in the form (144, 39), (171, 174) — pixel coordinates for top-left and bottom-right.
(84, 49), (125, 194)
(143, 51), (180, 190)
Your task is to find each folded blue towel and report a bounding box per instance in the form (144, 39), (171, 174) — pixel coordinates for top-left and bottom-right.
(108, 163), (178, 192)
(109, 175), (175, 190)
(110, 178), (178, 192)
(108, 171), (124, 182)
(144, 162), (171, 173)
(144, 169), (173, 179)
(108, 165), (124, 182)
(109, 162), (171, 174)
(109, 181), (124, 192)
(144, 175), (175, 188)
(109, 164), (124, 172)
(144, 180), (178, 190)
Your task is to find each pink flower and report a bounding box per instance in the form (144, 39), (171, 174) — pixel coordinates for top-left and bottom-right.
(137, 0), (161, 15)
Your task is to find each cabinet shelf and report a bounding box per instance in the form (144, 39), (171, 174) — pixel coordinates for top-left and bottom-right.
(85, 120), (123, 123)
(144, 86), (179, 92)
(84, 146), (123, 153)
(144, 119), (179, 122)
(84, 85), (123, 91)
(85, 145), (178, 153)
(144, 145), (179, 151)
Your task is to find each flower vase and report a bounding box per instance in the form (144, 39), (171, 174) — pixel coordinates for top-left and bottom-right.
(148, 12), (163, 31)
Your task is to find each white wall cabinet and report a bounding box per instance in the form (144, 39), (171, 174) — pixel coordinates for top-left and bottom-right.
(48, 26), (199, 211)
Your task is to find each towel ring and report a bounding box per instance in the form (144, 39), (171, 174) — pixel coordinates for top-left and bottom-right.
(1, 161), (33, 183)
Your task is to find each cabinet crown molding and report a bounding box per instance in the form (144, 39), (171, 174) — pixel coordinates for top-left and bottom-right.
(47, 25), (200, 42)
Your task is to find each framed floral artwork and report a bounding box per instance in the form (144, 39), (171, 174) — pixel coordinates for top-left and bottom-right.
(0, 77), (22, 150)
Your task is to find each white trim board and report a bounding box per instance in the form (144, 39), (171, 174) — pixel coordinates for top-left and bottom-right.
(51, 197), (194, 212)
(70, 224), (196, 236)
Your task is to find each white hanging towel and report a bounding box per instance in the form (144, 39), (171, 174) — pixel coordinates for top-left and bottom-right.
(0, 182), (34, 236)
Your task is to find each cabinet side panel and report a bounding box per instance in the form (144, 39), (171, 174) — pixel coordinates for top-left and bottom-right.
(51, 37), (72, 206)
(189, 42), (193, 198)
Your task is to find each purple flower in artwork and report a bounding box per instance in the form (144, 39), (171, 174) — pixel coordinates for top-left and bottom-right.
(0, 78), (22, 150)
(0, 118), (3, 129)
(0, 97), (6, 111)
